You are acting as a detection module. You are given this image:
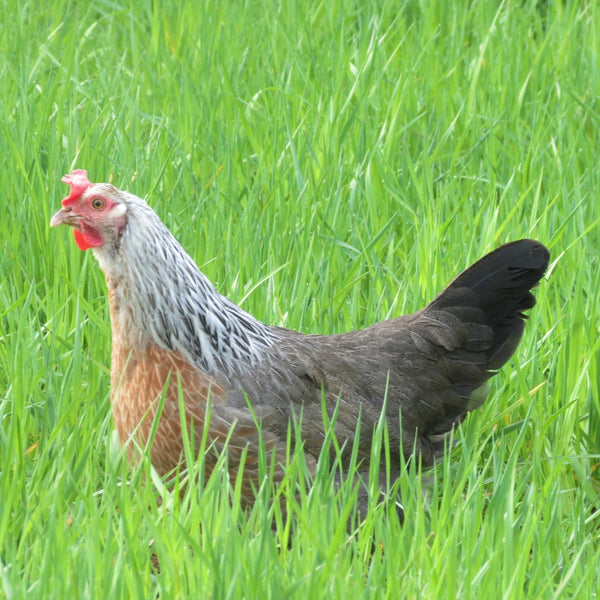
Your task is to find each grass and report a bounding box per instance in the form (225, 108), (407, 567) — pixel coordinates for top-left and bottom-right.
(1, 0), (599, 597)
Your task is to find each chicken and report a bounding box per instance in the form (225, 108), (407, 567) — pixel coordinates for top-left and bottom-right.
(51, 170), (549, 504)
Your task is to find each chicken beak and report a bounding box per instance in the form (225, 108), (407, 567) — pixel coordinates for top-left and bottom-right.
(50, 207), (78, 228)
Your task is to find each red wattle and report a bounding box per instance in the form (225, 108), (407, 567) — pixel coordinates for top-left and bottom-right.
(73, 228), (103, 251)
(74, 230), (92, 250)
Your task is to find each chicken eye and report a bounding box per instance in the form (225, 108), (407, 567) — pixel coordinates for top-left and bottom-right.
(91, 197), (105, 210)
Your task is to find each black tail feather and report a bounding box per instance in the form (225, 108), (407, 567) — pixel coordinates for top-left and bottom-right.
(428, 239), (549, 370)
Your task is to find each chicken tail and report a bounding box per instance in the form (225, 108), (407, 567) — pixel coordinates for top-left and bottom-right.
(427, 239), (549, 371)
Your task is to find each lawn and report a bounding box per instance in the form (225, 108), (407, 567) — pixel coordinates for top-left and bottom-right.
(1, 0), (599, 598)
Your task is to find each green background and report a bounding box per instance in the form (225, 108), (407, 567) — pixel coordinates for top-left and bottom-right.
(1, 1), (598, 598)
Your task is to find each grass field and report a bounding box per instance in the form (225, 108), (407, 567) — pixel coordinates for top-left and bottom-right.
(1, 0), (599, 598)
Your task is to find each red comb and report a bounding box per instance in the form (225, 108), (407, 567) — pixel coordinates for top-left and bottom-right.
(61, 169), (93, 206)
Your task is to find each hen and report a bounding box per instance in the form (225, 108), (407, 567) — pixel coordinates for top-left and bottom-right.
(51, 170), (549, 503)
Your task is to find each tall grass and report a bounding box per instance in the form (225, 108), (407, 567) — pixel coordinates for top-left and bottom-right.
(1, 0), (599, 597)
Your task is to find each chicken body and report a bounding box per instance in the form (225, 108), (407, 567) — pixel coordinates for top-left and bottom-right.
(51, 170), (549, 499)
